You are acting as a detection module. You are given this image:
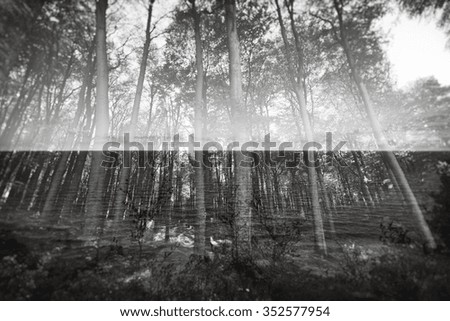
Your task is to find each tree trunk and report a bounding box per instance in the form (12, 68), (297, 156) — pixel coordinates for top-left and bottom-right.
(351, 151), (374, 208)
(189, 0), (208, 256)
(83, 0), (110, 244)
(114, 0), (155, 224)
(333, 0), (436, 250)
(317, 168), (336, 236)
(41, 43), (94, 218)
(274, 0), (327, 255)
(60, 68), (95, 217)
(225, 0), (252, 260)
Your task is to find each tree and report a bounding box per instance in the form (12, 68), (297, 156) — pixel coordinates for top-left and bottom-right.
(399, 0), (450, 32)
(395, 78), (450, 148)
(274, 0), (327, 255)
(113, 0), (156, 228)
(0, 0), (48, 85)
(41, 38), (96, 219)
(225, 0), (253, 260)
(332, 0), (437, 250)
(83, 0), (110, 243)
(189, 0), (208, 256)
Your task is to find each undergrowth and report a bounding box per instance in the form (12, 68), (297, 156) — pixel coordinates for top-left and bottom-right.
(1, 236), (450, 300)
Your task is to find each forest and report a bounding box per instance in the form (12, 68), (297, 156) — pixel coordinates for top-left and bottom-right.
(0, 0), (450, 300)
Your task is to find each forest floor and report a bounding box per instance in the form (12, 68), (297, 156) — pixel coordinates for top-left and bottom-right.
(1, 221), (450, 300)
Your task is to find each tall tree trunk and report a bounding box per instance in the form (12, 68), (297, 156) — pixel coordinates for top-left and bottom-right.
(333, 0), (436, 251)
(60, 68), (95, 216)
(0, 70), (42, 150)
(225, 0), (252, 260)
(83, 0), (110, 244)
(274, 0), (327, 255)
(131, 0), (154, 129)
(190, 0), (208, 256)
(114, 0), (155, 222)
(41, 44), (94, 218)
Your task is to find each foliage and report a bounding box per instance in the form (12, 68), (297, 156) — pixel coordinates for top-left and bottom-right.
(431, 160), (450, 248)
(379, 219), (411, 245)
(339, 241), (373, 285)
(399, 0), (450, 30)
(337, 241), (450, 299)
(0, 255), (47, 300)
(2, 233), (450, 300)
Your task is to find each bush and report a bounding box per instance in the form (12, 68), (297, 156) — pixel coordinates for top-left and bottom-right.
(431, 160), (450, 248)
(379, 220), (411, 245)
(0, 255), (47, 300)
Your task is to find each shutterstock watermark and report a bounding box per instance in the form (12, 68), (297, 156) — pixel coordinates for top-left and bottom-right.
(101, 132), (346, 169)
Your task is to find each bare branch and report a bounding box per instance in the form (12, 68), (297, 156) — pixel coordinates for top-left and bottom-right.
(309, 11), (340, 42)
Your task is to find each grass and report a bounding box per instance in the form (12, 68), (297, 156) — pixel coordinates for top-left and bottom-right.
(1, 232), (449, 300)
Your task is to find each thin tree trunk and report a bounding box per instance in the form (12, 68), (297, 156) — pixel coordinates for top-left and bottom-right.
(131, 0), (155, 129)
(41, 45), (94, 217)
(351, 151), (374, 208)
(60, 69), (95, 216)
(275, 0), (327, 255)
(114, 0), (155, 222)
(333, 0), (436, 250)
(317, 168), (336, 236)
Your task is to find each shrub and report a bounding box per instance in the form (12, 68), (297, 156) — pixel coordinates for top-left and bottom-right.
(431, 160), (450, 248)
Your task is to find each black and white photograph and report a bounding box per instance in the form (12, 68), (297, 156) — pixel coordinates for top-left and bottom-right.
(0, 0), (450, 305)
